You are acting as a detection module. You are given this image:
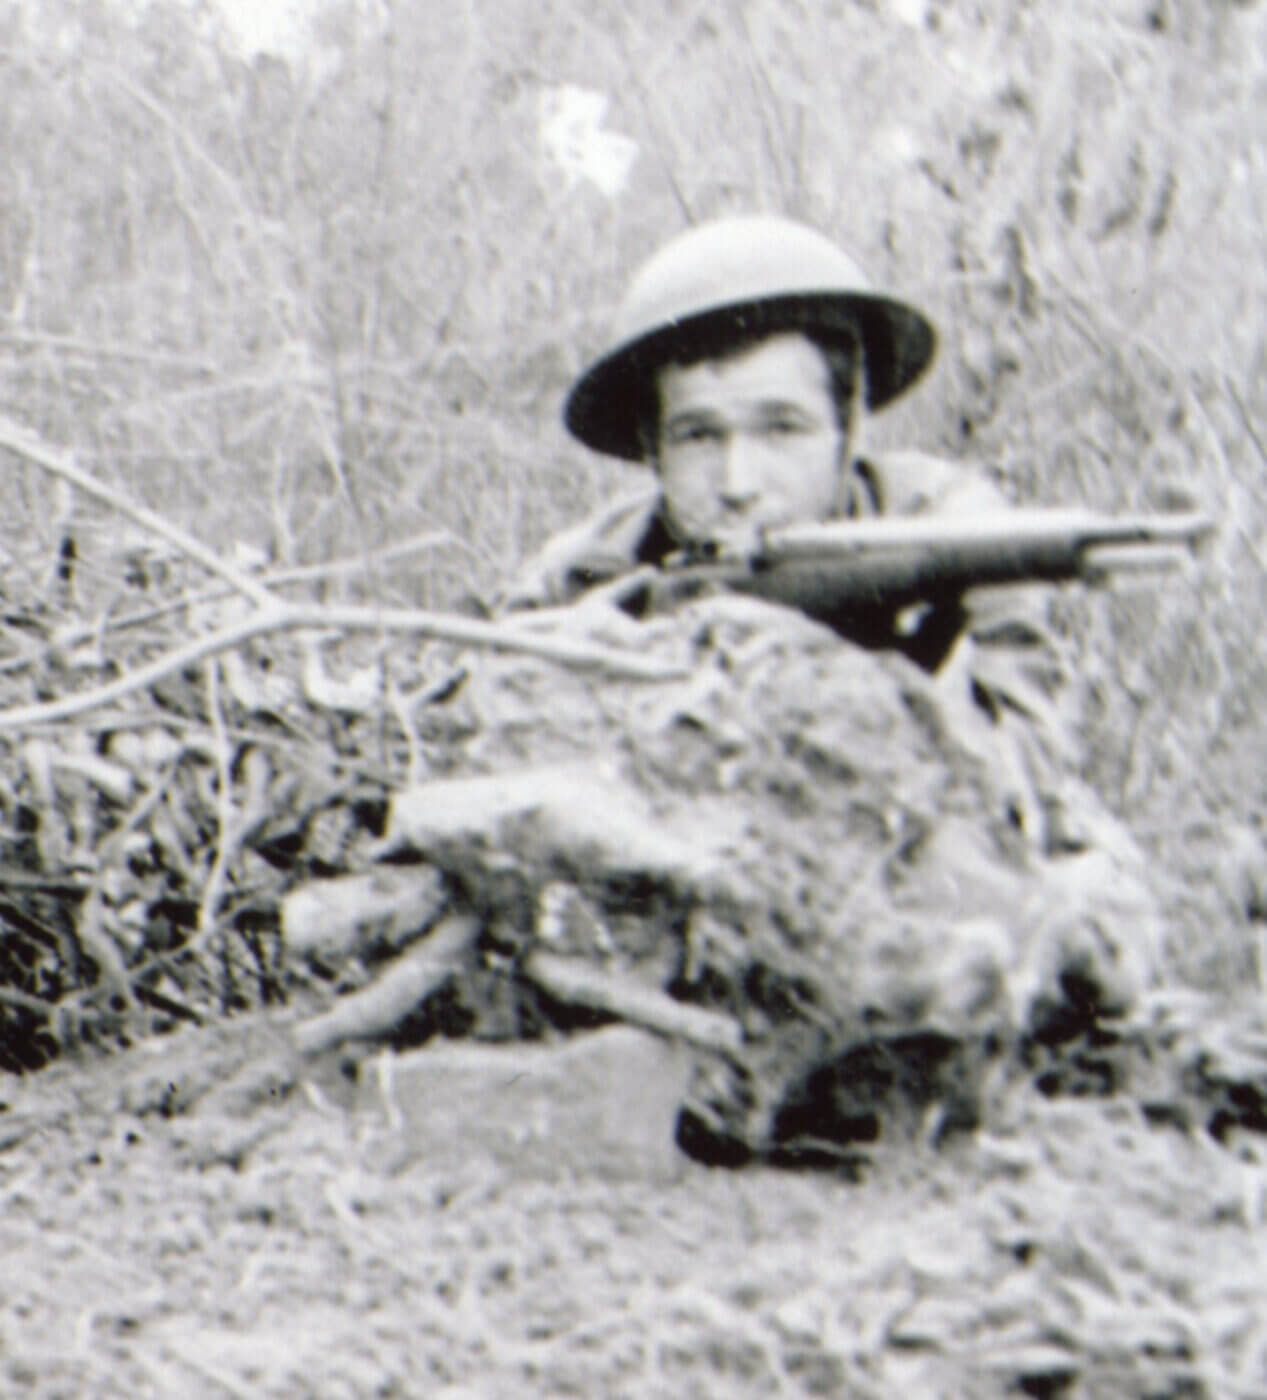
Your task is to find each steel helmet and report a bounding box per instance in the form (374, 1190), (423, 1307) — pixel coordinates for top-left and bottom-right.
(564, 215), (937, 462)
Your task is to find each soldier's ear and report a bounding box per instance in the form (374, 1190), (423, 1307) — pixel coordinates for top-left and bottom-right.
(831, 451), (855, 519)
(635, 415), (661, 472)
(842, 358), (868, 464)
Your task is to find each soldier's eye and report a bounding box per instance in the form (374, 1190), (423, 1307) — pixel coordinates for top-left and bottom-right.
(763, 412), (811, 437)
(665, 420), (721, 447)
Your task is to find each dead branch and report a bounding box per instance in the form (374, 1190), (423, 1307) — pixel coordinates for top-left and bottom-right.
(0, 417), (680, 738)
(265, 527), (478, 584)
(281, 867), (448, 961)
(76, 883), (142, 1022)
(196, 661), (237, 944)
(0, 599), (685, 732)
(42, 526), (474, 657)
(523, 949), (743, 1056)
(0, 329), (218, 371)
(1225, 375), (1267, 471)
(0, 984), (59, 1018)
(0, 415), (276, 609)
(291, 911), (480, 1057)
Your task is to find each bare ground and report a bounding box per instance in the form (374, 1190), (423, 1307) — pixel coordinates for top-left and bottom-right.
(1, 1014), (1264, 1400)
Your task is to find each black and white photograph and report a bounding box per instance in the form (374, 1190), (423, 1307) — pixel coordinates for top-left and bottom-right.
(0, 0), (1263, 1394)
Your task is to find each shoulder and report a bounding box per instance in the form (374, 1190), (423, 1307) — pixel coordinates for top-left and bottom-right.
(498, 483), (663, 611)
(861, 449), (1011, 518)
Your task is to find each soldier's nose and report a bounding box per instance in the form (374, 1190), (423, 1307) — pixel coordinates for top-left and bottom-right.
(719, 436), (762, 509)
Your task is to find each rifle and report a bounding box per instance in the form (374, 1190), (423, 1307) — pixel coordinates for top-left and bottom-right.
(642, 505), (1213, 628)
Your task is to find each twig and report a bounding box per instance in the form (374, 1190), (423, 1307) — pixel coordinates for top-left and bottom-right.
(1224, 375), (1267, 471)
(0, 414), (275, 609)
(266, 528), (476, 583)
(0, 984), (58, 1018)
(44, 705), (393, 790)
(197, 660), (235, 946)
(195, 669), (280, 1010)
(0, 329), (217, 372)
(76, 883), (142, 1022)
(94, 60), (256, 228)
(291, 911), (480, 1056)
(0, 869), (91, 894)
(614, 21), (695, 225)
(0, 600), (684, 732)
(132, 980), (203, 1026)
(0, 610), (280, 731)
(126, 885), (279, 989)
(730, 0), (794, 210)
(386, 675), (425, 787)
(0, 896), (81, 950)
(523, 949), (743, 1056)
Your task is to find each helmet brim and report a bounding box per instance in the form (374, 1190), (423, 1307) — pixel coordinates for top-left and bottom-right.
(564, 291), (936, 462)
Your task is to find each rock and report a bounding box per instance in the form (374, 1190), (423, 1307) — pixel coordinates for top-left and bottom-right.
(356, 1025), (692, 1181)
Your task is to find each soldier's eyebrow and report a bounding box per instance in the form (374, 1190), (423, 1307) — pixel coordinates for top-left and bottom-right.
(751, 398), (830, 427)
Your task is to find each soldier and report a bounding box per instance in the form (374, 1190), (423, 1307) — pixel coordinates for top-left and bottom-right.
(503, 214), (1162, 1022)
(506, 215), (967, 661)
(508, 226), (1050, 817)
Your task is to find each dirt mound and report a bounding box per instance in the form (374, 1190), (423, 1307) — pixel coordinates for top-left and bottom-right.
(0, 585), (1255, 1170)
(335, 594), (1163, 1156)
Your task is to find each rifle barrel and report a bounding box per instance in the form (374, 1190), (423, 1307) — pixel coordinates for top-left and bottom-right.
(763, 508), (1211, 563)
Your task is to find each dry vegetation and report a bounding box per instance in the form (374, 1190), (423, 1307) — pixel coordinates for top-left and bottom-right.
(0, 0), (1266, 1395)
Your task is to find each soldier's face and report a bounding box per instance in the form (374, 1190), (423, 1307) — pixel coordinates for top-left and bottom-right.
(654, 332), (849, 546)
